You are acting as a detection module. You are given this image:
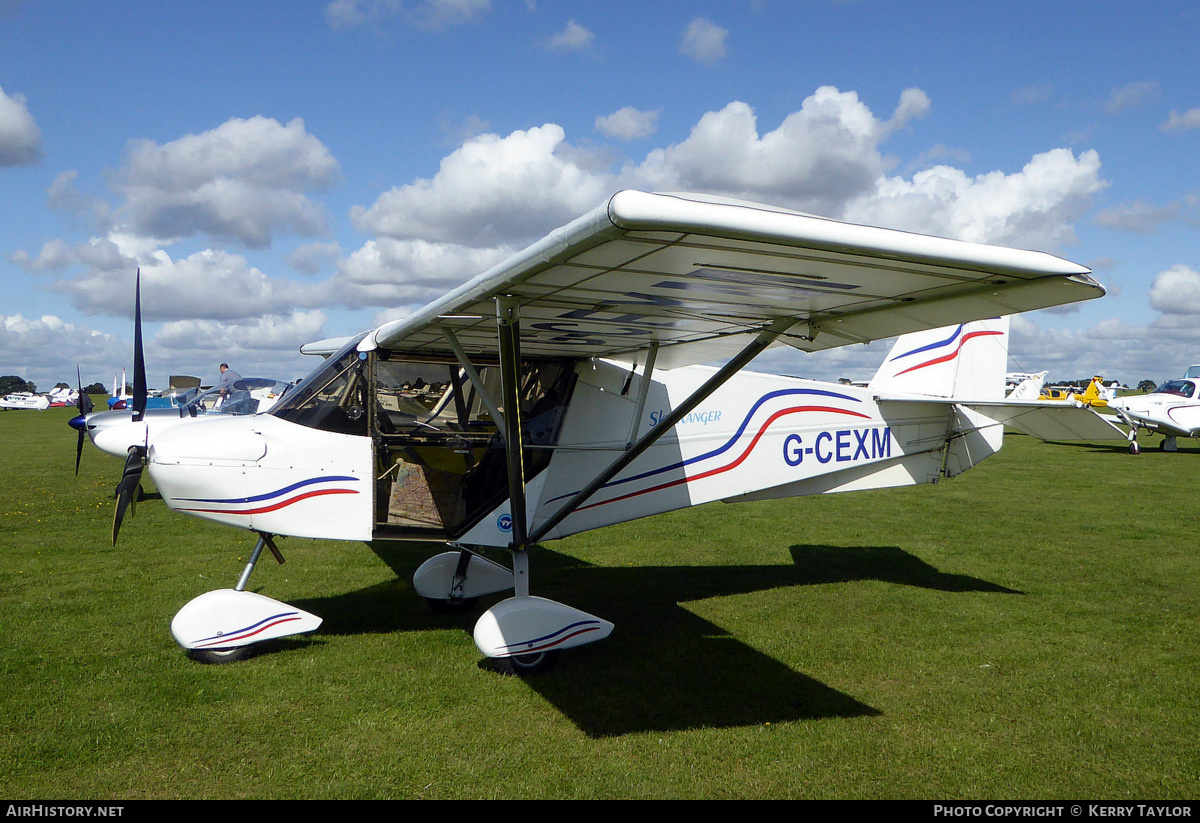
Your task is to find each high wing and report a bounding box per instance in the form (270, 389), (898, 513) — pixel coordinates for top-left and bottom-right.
(361, 190), (1103, 367)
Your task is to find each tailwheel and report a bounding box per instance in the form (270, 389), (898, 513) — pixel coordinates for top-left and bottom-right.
(491, 649), (559, 676)
(188, 646), (254, 665)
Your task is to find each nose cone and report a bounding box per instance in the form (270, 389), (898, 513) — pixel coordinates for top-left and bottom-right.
(68, 414), (87, 432)
(92, 421), (150, 458)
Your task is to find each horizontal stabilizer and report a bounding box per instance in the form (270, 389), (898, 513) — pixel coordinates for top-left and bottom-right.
(886, 399), (1128, 442)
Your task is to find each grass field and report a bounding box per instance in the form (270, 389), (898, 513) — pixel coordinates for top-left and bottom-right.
(1, 405), (1197, 798)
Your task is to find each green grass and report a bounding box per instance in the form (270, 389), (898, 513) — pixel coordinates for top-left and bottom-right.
(1, 406), (1198, 798)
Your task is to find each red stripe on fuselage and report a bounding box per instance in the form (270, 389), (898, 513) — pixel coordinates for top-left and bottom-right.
(577, 405), (871, 512)
(179, 487), (358, 516)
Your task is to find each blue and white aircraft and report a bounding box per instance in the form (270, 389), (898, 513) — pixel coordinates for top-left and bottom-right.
(130, 191), (1106, 670)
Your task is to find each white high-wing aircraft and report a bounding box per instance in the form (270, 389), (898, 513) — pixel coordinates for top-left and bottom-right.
(1108, 370), (1200, 453)
(0, 392), (51, 410)
(142, 190), (1106, 670)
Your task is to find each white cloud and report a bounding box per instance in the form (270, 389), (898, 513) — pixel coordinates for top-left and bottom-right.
(595, 107), (660, 140)
(0, 85), (42, 166)
(288, 241), (343, 275)
(545, 19), (594, 52)
(0, 314), (128, 391)
(328, 237), (512, 307)
(113, 116), (339, 248)
(628, 88), (921, 216)
(51, 248), (317, 321)
(680, 18), (727, 65)
(156, 311), (328, 354)
(845, 148), (1106, 250)
(1161, 108), (1200, 132)
(1148, 265), (1200, 315)
(351, 123), (611, 246)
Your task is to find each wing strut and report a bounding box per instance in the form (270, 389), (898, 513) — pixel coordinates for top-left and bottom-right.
(440, 324), (505, 431)
(625, 342), (659, 450)
(527, 317), (798, 545)
(497, 296), (528, 554)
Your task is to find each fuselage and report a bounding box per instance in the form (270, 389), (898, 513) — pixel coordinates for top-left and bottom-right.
(147, 340), (1004, 548)
(1109, 378), (1200, 437)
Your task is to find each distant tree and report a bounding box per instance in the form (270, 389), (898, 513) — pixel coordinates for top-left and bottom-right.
(838, 377), (852, 385)
(83, 383), (107, 395)
(0, 375), (34, 393)
(54, 382), (70, 390)
(1137, 379), (1157, 393)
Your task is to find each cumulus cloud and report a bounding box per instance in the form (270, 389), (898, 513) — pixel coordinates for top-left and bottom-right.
(351, 124), (611, 246)
(1148, 265), (1200, 315)
(50, 248), (317, 321)
(844, 148), (1106, 250)
(0, 85), (42, 166)
(595, 107), (660, 140)
(629, 88), (926, 216)
(328, 237), (512, 307)
(288, 241), (343, 275)
(0, 314), (128, 391)
(1161, 108), (1200, 132)
(112, 116), (339, 248)
(545, 19), (594, 52)
(680, 18), (727, 65)
(156, 310), (328, 354)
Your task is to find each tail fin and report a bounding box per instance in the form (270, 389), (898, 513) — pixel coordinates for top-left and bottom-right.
(867, 317), (1009, 400)
(1005, 371), (1048, 400)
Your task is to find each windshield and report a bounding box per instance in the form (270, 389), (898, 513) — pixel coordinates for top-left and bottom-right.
(269, 333), (371, 434)
(1154, 380), (1196, 398)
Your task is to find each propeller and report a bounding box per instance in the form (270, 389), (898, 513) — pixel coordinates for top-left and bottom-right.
(112, 269), (149, 544)
(112, 444), (145, 545)
(72, 365), (95, 476)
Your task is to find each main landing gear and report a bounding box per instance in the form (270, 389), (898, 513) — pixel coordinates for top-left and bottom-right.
(414, 546), (613, 675)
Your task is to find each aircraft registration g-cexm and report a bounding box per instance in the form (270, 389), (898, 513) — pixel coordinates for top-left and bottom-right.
(142, 190), (1105, 671)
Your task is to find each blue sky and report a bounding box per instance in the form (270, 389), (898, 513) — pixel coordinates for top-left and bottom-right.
(1, 0), (1198, 392)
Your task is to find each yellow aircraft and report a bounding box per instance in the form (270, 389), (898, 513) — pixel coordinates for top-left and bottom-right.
(1039, 376), (1111, 407)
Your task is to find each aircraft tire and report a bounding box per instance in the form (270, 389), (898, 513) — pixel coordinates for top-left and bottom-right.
(188, 646), (254, 665)
(491, 650), (559, 676)
(1129, 442), (1140, 455)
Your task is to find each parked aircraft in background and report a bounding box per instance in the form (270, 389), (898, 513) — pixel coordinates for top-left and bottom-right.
(1109, 375), (1200, 453)
(121, 191), (1106, 671)
(0, 392), (51, 410)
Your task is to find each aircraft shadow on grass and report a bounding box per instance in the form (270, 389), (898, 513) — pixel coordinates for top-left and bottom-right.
(273, 541), (1019, 738)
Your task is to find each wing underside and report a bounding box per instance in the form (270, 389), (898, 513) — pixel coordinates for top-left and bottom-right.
(364, 191), (1104, 367)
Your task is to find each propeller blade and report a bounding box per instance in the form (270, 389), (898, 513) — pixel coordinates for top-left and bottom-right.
(132, 269), (147, 423)
(112, 446), (145, 545)
(75, 429), (86, 476)
(73, 365), (92, 476)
